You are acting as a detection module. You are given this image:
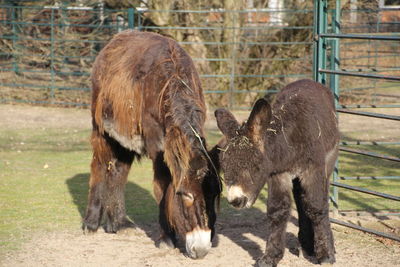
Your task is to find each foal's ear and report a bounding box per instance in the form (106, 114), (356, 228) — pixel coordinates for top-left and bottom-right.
(246, 98), (272, 139)
(214, 108), (240, 139)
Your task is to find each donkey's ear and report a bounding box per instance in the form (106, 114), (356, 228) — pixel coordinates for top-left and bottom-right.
(215, 108), (240, 139)
(246, 98), (272, 139)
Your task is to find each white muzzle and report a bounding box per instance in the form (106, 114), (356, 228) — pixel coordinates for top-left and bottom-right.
(185, 227), (211, 259)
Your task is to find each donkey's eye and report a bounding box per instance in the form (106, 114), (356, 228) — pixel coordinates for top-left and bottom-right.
(196, 169), (207, 178)
(177, 192), (194, 207)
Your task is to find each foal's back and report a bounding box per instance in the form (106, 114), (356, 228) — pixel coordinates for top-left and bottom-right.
(271, 79), (339, 158)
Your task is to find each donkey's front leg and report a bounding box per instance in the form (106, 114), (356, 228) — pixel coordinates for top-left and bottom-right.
(257, 173), (292, 267)
(103, 157), (135, 233)
(152, 152), (175, 249)
(83, 131), (135, 233)
(83, 157), (105, 232)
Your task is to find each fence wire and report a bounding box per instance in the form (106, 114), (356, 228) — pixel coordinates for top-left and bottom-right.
(1, 5), (399, 109)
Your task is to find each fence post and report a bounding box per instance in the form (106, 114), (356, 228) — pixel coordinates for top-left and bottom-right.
(11, 6), (19, 74)
(313, 0), (328, 84)
(330, 0), (341, 215)
(229, 10), (237, 109)
(50, 8), (55, 103)
(128, 8), (135, 29)
(137, 9), (142, 31)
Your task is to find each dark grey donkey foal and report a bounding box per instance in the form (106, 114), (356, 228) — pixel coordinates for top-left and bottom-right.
(214, 79), (339, 266)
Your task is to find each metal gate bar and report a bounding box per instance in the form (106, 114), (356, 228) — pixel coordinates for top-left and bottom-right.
(319, 69), (400, 81)
(331, 182), (400, 201)
(340, 141), (400, 145)
(339, 104), (400, 108)
(339, 176), (400, 180)
(339, 147), (400, 163)
(337, 109), (400, 121)
(330, 218), (400, 242)
(313, 0), (400, 242)
(320, 33), (400, 41)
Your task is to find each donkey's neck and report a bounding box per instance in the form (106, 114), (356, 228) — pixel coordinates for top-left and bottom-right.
(165, 77), (206, 141)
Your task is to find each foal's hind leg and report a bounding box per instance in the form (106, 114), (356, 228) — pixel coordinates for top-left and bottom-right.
(257, 173), (292, 267)
(152, 152), (175, 248)
(83, 131), (135, 233)
(300, 168), (335, 264)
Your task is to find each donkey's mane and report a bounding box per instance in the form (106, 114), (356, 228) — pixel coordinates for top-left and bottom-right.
(158, 38), (206, 190)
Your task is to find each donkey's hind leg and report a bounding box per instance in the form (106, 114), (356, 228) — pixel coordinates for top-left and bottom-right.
(83, 130), (136, 233)
(292, 177), (315, 256)
(301, 168), (335, 264)
(257, 173), (292, 267)
(152, 152), (175, 249)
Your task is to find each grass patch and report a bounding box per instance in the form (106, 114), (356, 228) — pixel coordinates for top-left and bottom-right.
(1, 110), (399, 259)
(0, 126), (160, 255)
(334, 144), (400, 211)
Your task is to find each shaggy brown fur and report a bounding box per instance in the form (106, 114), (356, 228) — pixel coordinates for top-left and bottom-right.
(84, 30), (221, 258)
(214, 79), (339, 266)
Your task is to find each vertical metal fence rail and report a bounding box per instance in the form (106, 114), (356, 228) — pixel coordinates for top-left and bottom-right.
(128, 8), (134, 29)
(313, 0), (327, 84)
(313, 0), (400, 241)
(11, 6), (18, 74)
(229, 12), (237, 110)
(50, 8), (55, 103)
(330, 1), (341, 214)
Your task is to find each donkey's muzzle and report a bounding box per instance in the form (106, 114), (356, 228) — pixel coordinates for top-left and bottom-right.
(226, 185), (250, 209)
(186, 227), (211, 259)
(229, 196), (248, 209)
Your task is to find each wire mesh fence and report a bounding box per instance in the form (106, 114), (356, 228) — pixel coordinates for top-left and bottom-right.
(1, 4), (398, 109)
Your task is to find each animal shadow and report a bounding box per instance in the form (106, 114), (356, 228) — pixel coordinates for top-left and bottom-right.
(218, 188), (318, 265)
(66, 173), (161, 244)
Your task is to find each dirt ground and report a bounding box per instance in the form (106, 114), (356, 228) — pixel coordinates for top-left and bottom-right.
(1, 104), (400, 267)
(2, 214), (400, 267)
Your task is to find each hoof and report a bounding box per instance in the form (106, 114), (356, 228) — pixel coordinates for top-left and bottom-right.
(104, 216), (135, 233)
(255, 258), (276, 267)
(157, 236), (175, 249)
(288, 246), (300, 257)
(82, 222), (99, 235)
(319, 256), (335, 266)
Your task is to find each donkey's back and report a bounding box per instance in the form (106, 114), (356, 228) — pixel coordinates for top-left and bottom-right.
(91, 30), (205, 155)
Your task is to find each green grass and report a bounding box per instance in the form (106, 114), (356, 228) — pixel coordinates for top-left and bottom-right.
(0, 126), (160, 254)
(334, 144), (400, 211)
(1, 119), (399, 259)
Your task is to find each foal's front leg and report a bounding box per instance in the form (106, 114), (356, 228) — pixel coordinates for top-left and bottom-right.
(301, 168), (335, 264)
(257, 173), (292, 267)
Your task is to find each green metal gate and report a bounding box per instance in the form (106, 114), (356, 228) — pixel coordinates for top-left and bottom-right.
(313, 0), (400, 242)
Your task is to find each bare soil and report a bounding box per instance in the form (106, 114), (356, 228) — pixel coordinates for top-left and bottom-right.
(2, 214), (400, 267)
(1, 104), (400, 267)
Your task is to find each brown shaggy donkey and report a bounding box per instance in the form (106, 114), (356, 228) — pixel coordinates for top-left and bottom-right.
(83, 30), (221, 259)
(214, 79), (338, 266)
